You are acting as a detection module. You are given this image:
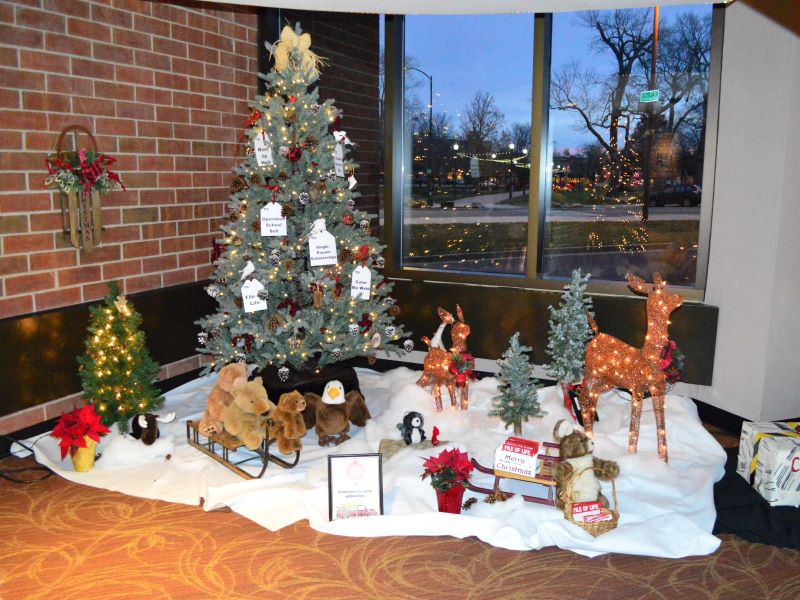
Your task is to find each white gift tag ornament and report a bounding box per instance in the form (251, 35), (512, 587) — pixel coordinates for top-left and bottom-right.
(350, 265), (372, 300)
(260, 202), (287, 237)
(308, 219), (337, 266)
(253, 131), (274, 166)
(242, 279), (268, 313)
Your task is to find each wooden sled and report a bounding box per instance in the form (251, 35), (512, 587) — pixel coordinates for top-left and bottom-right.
(186, 419), (300, 480)
(466, 441), (562, 506)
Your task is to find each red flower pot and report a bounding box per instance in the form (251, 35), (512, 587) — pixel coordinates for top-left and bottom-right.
(435, 485), (466, 514)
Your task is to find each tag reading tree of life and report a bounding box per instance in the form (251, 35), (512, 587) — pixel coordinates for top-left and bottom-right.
(351, 265), (372, 300)
(309, 227), (338, 267)
(260, 202), (287, 236)
(253, 131), (274, 166)
(334, 143), (345, 177)
(241, 279), (268, 313)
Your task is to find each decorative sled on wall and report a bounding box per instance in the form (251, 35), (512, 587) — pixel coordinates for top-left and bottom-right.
(186, 419), (300, 479)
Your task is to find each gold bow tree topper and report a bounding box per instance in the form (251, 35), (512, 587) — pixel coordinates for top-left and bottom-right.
(266, 23), (327, 78)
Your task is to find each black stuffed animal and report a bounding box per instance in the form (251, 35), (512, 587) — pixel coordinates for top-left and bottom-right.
(131, 412), (175, 445)
(397, 411), (426, 445)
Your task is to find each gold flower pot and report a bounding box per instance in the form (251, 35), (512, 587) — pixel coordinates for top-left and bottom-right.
(71, 436), (98, 472)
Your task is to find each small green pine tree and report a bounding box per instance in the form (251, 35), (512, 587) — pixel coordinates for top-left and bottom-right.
(545, 269), (595, 387)
(490, 332), (544, 435)
(77, 282), (163, 431)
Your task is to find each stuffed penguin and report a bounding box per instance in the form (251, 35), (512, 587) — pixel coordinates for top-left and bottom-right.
(397, 411), (426, 445)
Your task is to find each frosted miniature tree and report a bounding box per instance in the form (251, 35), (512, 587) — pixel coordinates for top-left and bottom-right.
(77, 282), (163, 431)
(545, 269), (595, 389)
(490, 332), (544, 435)
(196, 24), (406, 373)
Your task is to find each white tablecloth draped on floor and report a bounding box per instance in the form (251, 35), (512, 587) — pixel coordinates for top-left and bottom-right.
(25, 367), (726, 558)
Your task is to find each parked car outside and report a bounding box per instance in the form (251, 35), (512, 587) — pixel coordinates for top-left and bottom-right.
(648, 184), (701, 207)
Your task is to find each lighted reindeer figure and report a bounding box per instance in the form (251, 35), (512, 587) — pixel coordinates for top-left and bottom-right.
(579, 273), (683, 462)
(416, 305), (472, 411)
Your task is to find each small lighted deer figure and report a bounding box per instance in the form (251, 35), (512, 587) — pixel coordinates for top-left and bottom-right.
(416, 305), (471, 411)
(579, 273), (683, 462)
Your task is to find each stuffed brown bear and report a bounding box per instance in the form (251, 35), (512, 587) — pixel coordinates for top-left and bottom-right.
(268, 390), (307, 455)
(551, 419), (620, 510)
(198, 362), (247, 436)
(223, 376), (275, 450)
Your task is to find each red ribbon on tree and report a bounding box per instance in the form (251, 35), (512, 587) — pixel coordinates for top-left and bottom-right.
(354, 244), (370, 264)
(245, 109), (262, 129)
(278, 298), (301, 316)
(358, 313), (372, 332)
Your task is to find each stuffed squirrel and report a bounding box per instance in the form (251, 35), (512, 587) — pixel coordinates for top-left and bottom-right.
(552, 419), (619, 510)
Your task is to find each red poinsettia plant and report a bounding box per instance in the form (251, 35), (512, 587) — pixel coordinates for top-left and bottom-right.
(421, 447), (474, 492)
(51, 404), (110, 460)
(45, 147), (124, 196)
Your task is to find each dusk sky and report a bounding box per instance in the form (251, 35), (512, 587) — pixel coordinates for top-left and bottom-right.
(385, 4), (711, 151)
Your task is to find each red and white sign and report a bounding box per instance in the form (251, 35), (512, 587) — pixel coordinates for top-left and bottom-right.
(571, 500), (606, 522)
(494, 437), (541, 482)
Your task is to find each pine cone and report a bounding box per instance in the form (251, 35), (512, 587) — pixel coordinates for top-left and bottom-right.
(249, 173), (262, 186)
(281, 203), (294, 218)
(367, 355), (377, 366)
(234, 297), (243, 308)
(267, 314), (284, 331)
(313, 288), (323, 309)
(340, 248), (353, 263)
(252, 220), (261, 232)
(388, 305), (400, 317)
(230, 176), (246, 193)
(282, 259), (295, 272)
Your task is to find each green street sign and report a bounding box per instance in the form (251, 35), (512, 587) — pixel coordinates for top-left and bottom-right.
(640, 89), (660, 103)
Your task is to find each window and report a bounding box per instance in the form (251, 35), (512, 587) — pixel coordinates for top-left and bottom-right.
(398, 14), (534, 275)
(385, 5), (719, 293)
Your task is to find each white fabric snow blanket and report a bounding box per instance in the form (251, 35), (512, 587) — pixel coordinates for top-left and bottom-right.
(25, 367), (726, 558)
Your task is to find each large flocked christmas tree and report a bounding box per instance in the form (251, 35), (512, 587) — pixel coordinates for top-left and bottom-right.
(77, 282), (163, 431)
(197, 24), (406, 374)
(489, 332), (544, 435)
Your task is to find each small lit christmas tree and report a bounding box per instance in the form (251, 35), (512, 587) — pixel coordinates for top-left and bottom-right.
(77, 282), (163, 431)
(490, 332), (544, 435)
(197, 23), (407, 375)
(546, 268), (595, 392)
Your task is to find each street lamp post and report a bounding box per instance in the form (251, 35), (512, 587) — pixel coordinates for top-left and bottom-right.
(406, 66), (433, 206)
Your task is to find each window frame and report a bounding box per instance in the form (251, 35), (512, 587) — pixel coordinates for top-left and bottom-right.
(382, 7), (724, 302)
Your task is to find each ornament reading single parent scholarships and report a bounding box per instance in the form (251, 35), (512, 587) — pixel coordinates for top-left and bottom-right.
(260, 201), (287, 236)
(253, 131), (274, 166)
(241, 279), (268, 313)
(350, 265), (371, 300)
(308, 218), (337, 266)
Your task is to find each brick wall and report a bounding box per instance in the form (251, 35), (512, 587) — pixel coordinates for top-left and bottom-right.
(0, 0), (259, 319)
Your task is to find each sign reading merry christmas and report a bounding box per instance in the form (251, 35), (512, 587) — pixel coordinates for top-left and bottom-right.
(493, 437), (540, 482)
